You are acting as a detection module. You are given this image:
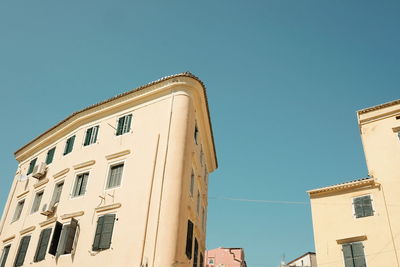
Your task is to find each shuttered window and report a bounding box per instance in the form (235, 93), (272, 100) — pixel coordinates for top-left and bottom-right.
(196, 191), (200, 215)
(72, 173), (89, 197)
(56, 218), (78, 256)
(116, 114), (132, 136)
(45, 147), (56, 165)
(92, 214), (116, 251)
(12, 200), (25, 222)
(63, 135), (75, 155)
(185, 220), (194, 259)
(106, 164), (124, 189)
(34, 228), (52, 262)
(49, 222), (63, 256)
(84, 126), (99, 146)
(0, 245), (11, 267)
(194, 124), (199, 145)
(342, 242), (367, 267)
(14, 235), (31, 267)
(193, 238), (198, 267)
(27, 158), (37, 175)
(353, 195), (374, 218)
(50, 182), (64, 207)
(31, 191), (44, 213)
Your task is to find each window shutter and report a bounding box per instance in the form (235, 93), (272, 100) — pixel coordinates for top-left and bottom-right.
(92, 126), (99, 143)
(0, 245), (11, 267)
(124, 114), (132, 133)
(74, 175), (83, 197)
(352, 243), (366, 267)
(14, 235), (31, 267)
(362, 196), (373, 217)
(185, 220), (194, 259)
(71, 221), (80, 255)
(84, 128), (92, 146)
(49, 222), (63, 256)
(354, 198), (363, 218)
(56, 226), (69, 256)
(99, 214), (116, 249)
(46, 148), (56, 165)
(92, 216), (105, 251)
(64, 218), (78, 254)
(342, 244), (354, 267)
(116, 117), (125, 136)
(27, 158), (37, 175)
(34, 228), (52, 262)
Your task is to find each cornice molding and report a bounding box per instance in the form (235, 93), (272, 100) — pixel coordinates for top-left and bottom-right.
(308, 178), (376, 197)
(337, 235), (367, 244)
(73, 160), (95, 170)
(53, 168), (70, 179)
(20, 226), (36, 235)
(33, 178), (49, 189)
(39, 217), (57, 227)
(2, 235), (15, 243)
(61, 211), (84, 220)
(95, 203), (121, 213)
(16, 190), (29, 199)
(105, 150), (131, 160)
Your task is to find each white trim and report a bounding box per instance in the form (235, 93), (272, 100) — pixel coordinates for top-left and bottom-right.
(104, 160), (126, 191)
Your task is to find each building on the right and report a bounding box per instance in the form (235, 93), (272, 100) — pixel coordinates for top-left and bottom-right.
(308, 99), (400, 267)
(204, 247), (247, 267)
(287, 252), (317, 267)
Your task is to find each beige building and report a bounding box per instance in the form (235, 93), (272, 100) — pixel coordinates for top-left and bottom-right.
(0, 73), (217, 267)
(308, 99), (400, 267)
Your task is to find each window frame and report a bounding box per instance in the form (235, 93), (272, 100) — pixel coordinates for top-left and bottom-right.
(71, 171), (90, 198)
(27, 158), (37, 175)
(31, 190), (44, 214)
(83, 125), (99, 146)
(115, 114), (133, 136)
(104, 161), (125, 191)
(352, 194), (374, 219)
(12, 199), (25, 222)
(0, 244), (11, 267)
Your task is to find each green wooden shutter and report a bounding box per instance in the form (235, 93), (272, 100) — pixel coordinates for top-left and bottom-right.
(0, 245), (11, 267)
(14, 235), (31, 267)
(64, 218), (78, 254)
(124, 114), (132, 133)
(354, 198), (363, 218)
(99, 214), (116, 249)
(362, 196), (373, 217)
(352, 243), (366, 267)
(34, 228), (52, 262)
(84, 128), (92, 146)
(92, 126), (99, 143)
(342, 244), (355, 267)
(56, 226), (68, 256)
(116, 117), (125, 136)
(185, 220), (194, 259)
(92, 216), (105, 251)
(49, 222), (63, 256)
(27, 158), (37, 175)
(46, 148), (56, 165)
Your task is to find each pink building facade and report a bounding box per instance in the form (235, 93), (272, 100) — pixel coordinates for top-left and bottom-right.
(204, 247), (247, 267)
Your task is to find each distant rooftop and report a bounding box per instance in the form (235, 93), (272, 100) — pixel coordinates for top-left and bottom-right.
(308, 177), (375, 196)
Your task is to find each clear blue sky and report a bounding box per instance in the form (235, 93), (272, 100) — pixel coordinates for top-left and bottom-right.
(0, 1), (399, 266)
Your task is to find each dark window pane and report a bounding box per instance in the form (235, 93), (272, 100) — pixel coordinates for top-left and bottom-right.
(14, 235), (31, 267)
(185, 220), (194, 259)
(49, 222), (63, 256)
(27, 158), (37, 175)
(46, 148), (56, 165)
(34, 228), (52, 262)
(0, 245), (11, 267)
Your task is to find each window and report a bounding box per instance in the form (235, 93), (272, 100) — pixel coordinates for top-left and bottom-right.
(12, 200), (25, 222)
(185, 220), (194, 259)
(106, 163), (124, 189)
(14, 235), (30, 267)
(353, 195), (374, 218)
(92, 214), (116, 251)
(34, 228), (52, 262)
(31, 191), (44, 213)
(200, 147), (204, 166)
(63, 135), (75, 155)
(190, 171), (195, 197)
(194, 124), (199, 145)
(196, 191), (200, 215)
(200, 253), (204, 267)
(0, 245), (11, 267)
(208, 258), (215, 265)
(50, 182), (64, 207)
(116, 114), (132, 136)
(46, 147), (56, 165)
(27, 158), (37, 175)
(342, 242), (366, 267)
(84, 126), (99, 146)
(193, 238), (198, 267)
(202, 207), (205, 231)
(48, 219), (78, 256)
(72, 173), (89, 197)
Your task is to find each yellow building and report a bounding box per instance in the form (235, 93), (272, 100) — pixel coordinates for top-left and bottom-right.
(308, 100), (400, 267)
(0, 73), (217, 267)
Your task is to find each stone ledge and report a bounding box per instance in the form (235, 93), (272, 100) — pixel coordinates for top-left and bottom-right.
(53, 168), (69, 179)
(73, 160), (96, 170)
(105, 150), (131, 160)
(33, 178), (49, 189)
(20, 226), (36, 235)
(61, 211), (84, 220)
(2, 235), (15, 243)
(39, 217), (57, 227)
(16, 190), (29, 199)
(95, 203), (122, 213)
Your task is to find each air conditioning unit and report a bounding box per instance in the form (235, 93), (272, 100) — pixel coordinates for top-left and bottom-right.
(32, 162), (47, 179)
(40, 203), (57, 216)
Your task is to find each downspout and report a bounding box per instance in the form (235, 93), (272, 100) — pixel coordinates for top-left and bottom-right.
(140, 134), (160, 267)
(376, 181), (400, 267)
(151, 92), (175, 267)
